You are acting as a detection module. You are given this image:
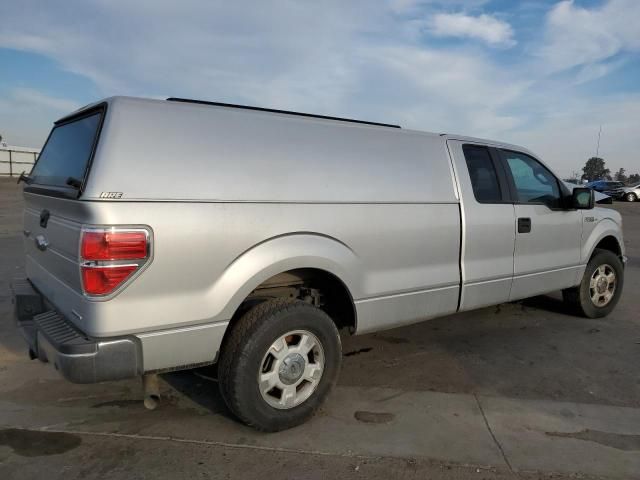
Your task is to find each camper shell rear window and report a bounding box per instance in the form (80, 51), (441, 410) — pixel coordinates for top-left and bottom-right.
(27, 105), (105, 198)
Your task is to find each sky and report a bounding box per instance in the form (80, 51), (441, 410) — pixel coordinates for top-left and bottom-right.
(1, 0), (639, 177)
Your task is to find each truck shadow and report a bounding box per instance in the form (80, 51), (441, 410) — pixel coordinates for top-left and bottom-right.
(159, 291), (614, 421)
(338, 291), (639, 408)
(161, 367), (235, 419)
(518, 293), (576, 315)
(148, 284), (639, 417)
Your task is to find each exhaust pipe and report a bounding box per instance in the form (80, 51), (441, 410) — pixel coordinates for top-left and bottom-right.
(142, 373), (160, 410)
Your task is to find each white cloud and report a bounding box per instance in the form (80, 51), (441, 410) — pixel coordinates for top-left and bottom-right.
(364, 45), (527, 135)
(0, 0), (638, 175)
(0, 89), (80, 148)
(573, 58), (627, 85)
(538, 0), (640, 72)
(11, 88), (80, 112)
(427, 13), (516, 47)
(0, 1), (519, 128)
(389, 0), (489, 15)
(509, 96), (640, 176)
(0, 1), (385, 110)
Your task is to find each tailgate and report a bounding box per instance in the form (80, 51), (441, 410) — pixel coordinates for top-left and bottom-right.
(24, 194), (87, 294)
(22, 106), (105, 302)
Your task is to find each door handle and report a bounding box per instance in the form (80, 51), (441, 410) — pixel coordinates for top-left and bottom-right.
(517, 217), (531, 233)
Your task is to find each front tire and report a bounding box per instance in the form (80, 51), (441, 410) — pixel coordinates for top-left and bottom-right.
(625, 192), (637, 202)
(218, 298), (341, 432)
(562, 249), (624, 318)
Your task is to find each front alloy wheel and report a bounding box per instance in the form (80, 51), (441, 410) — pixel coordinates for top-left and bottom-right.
(563, 248), (624, 318)
(626, 192), (637, 202)
(589, 264), (617, 307)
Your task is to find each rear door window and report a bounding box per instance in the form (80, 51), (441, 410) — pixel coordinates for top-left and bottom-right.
(462, 145), (503, 203)
(30, 110), (103, 191)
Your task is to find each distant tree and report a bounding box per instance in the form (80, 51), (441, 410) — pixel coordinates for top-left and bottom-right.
(614, 168), (627, 184)
(581, 157), (610, 182)
(629, 173), (640, 185)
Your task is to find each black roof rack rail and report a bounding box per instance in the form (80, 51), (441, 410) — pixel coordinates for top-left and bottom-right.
(166, 97), (401, 129)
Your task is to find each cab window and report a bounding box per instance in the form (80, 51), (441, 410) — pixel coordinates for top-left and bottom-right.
(462, 145), (502, 203)
(501, 151), (561, 209)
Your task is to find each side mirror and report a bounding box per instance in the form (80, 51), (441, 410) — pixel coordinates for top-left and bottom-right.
(572, 187), (594, 210)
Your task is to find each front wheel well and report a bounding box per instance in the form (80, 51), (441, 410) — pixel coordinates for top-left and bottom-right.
(232, 268), (357, 334)
(593, 235), (622, 258)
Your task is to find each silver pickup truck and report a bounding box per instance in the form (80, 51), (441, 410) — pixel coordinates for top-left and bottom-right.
(13, 96), (625, 431)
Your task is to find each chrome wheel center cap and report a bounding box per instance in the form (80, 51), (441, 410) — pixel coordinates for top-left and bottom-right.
(279, 353), (306, 385)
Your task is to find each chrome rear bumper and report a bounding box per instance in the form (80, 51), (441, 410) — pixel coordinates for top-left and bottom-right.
(12, 278), (142, 384)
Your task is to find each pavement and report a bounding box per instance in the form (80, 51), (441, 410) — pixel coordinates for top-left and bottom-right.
(1, 177), (639, 479)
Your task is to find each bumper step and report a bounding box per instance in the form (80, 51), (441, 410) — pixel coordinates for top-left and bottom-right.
(34, 311), (97, 355)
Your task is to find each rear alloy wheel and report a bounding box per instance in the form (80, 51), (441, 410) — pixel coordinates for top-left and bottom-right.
(218, 299), (341, 432)
(563, 249), (624, 318)
(626, 192), (637, 202)
(259, 330), (325, 409)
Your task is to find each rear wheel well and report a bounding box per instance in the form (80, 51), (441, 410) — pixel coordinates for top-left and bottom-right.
(593, 236), (622, 258)
(232, 268), (356, 334)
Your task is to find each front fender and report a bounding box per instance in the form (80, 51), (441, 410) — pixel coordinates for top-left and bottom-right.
(582, 217), (624, 263)
(209, 233), (361, 321)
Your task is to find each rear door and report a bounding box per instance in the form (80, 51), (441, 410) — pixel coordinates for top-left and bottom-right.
(23, 107), (105, 298)
(447, 140), (516, 310)
(498, 149), (583, 300)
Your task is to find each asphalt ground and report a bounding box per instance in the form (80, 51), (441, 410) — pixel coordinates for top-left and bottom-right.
(1, 178), (639, 479)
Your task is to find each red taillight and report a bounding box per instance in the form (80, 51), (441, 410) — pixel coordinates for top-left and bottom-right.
(81, 265), (138, 295)
(80, 227), (151, 296)
(81, 230), (147, 260)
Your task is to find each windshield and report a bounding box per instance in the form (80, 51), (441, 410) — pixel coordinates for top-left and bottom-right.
(30, 111), (102, 189)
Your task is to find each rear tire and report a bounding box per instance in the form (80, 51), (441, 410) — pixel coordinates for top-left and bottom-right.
(625, 192), (637, 202)
(218, 298), (341, 432)
(562, 249), (624, 318)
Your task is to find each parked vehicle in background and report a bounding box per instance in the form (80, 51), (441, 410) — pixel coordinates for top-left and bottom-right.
(563, 182), (612, 204)
(12, 96), (627, 431)
(586, 180), (625, 199)
(622, 183), (640, 202)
